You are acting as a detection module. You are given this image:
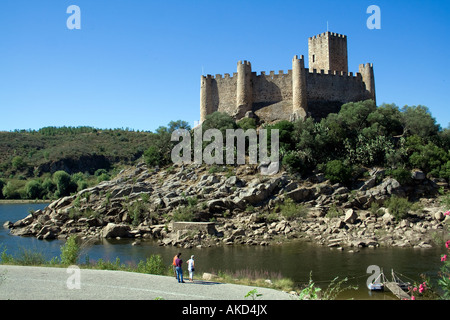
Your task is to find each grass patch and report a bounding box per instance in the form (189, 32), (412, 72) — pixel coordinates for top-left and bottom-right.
(213, 268), (295, 292)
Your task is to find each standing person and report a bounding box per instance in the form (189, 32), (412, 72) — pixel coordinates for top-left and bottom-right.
(175, 253), (185, 283)
(172, 253), (181, 278)
(187, 255), (195, 282)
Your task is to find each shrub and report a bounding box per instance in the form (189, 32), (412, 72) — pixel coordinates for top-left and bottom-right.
(237, 117), (257, 130)
(97, 173), (110, 183)
(324, 160), (353, 185)
(60, 235), (80, 265)
(144, 145), (165, 167)
(282, 151), (304, 174)
(172, 206), (196, 222)
(384, 196), (412, 221)
(389, 168), (412, 185)
(277, 197), (307, 221)
(201, 112), (237, 135)
(136, 255), (166, 275)
(128, 201), (147, 227)
(14, 247), (47, 266)
(11, 156), (26, 170)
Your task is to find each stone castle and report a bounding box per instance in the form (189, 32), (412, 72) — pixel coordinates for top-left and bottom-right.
(199, 31), (375, 123)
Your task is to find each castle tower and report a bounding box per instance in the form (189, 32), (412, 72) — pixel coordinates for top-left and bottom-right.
(292, 55), (307, 119)
(236, 60), (253, 118)
(308, 32), (348, 73)
(200, 75), (213, 123)
(359, 63), (376, 103)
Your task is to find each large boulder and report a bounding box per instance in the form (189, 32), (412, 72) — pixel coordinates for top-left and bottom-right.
(102, 223), (131, 238)
(411, 169), (426, 180)
(343, 209), (358, 224)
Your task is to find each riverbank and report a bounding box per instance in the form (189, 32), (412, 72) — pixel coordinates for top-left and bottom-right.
(0, 200), (51, 204)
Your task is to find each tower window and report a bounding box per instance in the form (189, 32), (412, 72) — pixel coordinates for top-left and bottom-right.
(312, 55), (315, 63)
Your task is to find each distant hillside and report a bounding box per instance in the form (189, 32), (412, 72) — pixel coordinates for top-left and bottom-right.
(0, 127), (154, 179)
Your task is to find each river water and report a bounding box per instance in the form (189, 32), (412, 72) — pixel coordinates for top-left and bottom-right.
(0, 203), (445, 300)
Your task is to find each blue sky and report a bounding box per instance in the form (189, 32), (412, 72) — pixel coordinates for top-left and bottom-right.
(0, 0), (449, 132)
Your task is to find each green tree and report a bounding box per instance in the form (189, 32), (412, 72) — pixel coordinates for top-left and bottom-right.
(366, 103), (403, 137)
(408, 142), (448, 177)
(42, 177), (57, 198)
(53, 171), (76, 197)
(144, 125), (173, 167)
(201, 112), (237, 135)
(0, 179), (5, 199)
(24, 180), (44, 199)
(2, 181), (25, 199)
(401, 105), (440, 139)
(337, 100), (377, 139)
(167, 120), (191, 133)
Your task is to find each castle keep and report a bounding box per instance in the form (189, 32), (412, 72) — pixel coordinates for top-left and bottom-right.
(200, 31), (375, 123)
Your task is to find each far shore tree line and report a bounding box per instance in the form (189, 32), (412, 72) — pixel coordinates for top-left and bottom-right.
(0, 100), (449, 200)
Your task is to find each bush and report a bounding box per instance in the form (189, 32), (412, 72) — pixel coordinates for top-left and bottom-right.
(384, 196), (412, 221)
(201, 112), (237, 135)
(144, 145), (165, 167)
(172, 206), (196, 222)
(389, 168), (412, 185)
(282, 151), (304, 174)
(136, 255), (166, 275)
(2, 180), (25, 199)
(60, 235), (80, 265)
(11, 156), (26, 170)
(237, 118), (257, 130)
(277, 197), (307, 221)
(324, 160), (353, 185)
(24, 180), (44, 199)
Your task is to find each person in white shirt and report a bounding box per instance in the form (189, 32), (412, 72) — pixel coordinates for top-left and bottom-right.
(187, 255), (195, 282)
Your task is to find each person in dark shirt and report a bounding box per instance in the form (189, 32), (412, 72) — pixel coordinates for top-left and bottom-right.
(175, 253), (185, 283)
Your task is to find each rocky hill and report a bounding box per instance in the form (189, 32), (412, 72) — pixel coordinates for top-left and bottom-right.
(7, 162), (450, 250)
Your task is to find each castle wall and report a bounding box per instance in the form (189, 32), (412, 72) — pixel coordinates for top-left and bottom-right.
(305, 69), (369, 119)
(202, 68), (372, 123)
(252, 71), (293, 107)
(211, 74), (237, 117)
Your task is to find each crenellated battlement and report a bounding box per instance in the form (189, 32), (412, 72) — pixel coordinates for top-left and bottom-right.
(258, 70), (291, 79)
(237, 60), (251, 66)
(203, 66), (363, 81)
(201, 73), (236, 80)
(309, 31), (347, 40)
(306, 68), (361, 79)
